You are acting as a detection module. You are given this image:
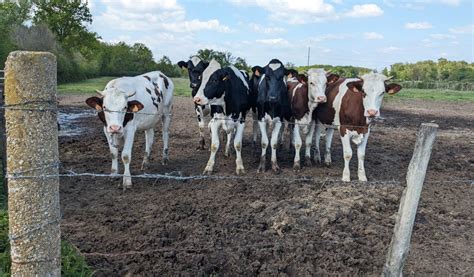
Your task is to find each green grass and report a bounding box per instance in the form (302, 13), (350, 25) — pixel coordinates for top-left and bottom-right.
(59, 76), (473, 102)
(389, 88), (474, 102)
(58, 76), (192, 97)
(57, 76), (116, 95)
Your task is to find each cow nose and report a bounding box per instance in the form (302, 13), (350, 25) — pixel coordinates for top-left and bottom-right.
(316, 95), (327, 103)
(367, 109), (378, 117)
(193, 96), (201, 104)
(108, 125), (122, 133)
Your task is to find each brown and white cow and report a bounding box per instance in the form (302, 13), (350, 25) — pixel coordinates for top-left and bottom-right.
(313, 72), (401, 181)
(287, 68), (339, 170)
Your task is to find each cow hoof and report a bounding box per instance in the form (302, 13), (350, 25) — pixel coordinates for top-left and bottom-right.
(203, 169), (213, 175)
(257, 160), (266, 173)
(358, 176), (368, 182)
(236, 168), (246, 175)
(324, 162), (332, 168)
(272, 163), (281, 174)
(304, 158), (313, 167)
(224, 152), (230, 158)
(162, 158), (169, 165)
(342, 176), (351, 182)
(293, 163), (301, 172)
(141, 162), (149, 171)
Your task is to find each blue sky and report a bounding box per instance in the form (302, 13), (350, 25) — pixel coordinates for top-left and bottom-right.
(87, 0), (473, 70)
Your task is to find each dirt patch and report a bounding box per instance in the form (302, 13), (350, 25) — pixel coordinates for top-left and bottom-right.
(59, 96), (473, 275)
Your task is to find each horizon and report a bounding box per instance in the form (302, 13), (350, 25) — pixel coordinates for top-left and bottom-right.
(87, 0), (471, 70)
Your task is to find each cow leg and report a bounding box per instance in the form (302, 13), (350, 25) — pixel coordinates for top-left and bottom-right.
(203, 119), (220, 175)
(313, 123), (322, 164)
(292, 123), (302, 171)
(257, 121), (268, 173)
(141, 128), (154, 171)
(224, 126), (233, 158)
(104, 128), (119, 175)
(341, 133), (352, 182)
(122, 131), (136, 189)
(196, 106), (206, 150)
(304, 121), (315, 167)
(252, 111), (259, 148)
(162, 111), (171, 165)
(234, 121), (246, 175)
(271, 119), (282, 173)
(357, 130), (370, 182)
(324, 127), (335, 167)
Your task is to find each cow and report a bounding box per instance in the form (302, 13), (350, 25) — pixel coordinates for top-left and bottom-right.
(249, 66), (264, 146)
(193, 59), (250, 175)
(287, 68), (339, 171)
(178, 56), (210, 150)
(85, 71), (174, 189)
(313, 72), (401, 181)
(256, 59), (292, 173)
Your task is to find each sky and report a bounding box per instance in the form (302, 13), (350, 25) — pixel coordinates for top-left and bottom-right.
(86, 0), (474, 70)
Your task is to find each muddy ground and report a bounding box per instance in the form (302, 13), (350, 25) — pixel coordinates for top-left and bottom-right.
(58, 96), (473, 276)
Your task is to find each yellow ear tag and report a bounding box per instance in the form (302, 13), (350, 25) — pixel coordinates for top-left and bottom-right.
(95, 104), (102, 111)
(222, 76), (229, 81)
(131, 106), (140, 112)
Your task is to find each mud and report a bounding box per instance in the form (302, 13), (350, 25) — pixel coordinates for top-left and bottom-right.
(59, 96), (473, 276)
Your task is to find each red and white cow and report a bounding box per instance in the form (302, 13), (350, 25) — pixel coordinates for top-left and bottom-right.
(86, 71), (173, 189)
(287, 68), (339, 170)
(313, 72), (401, 181)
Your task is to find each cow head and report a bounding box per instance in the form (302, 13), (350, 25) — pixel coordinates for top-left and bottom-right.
(251, 66), (263, 78)
(260, 59), (287, 103)
(193, 59), (222, 106)
(86, 88), (144, 135)
(307, 69), (340, 104)
(347, 72), (401, 118)
(177, 56), (209, 96)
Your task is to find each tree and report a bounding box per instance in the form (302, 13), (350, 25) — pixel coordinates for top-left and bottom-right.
(33, 0), (97, 50)
(195, 49), (235, 67)
(234, 57), (250, 72)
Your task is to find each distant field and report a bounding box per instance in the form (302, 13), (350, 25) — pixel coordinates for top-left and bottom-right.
(58, 77), (473, 101)
(58, 76), (191, 97)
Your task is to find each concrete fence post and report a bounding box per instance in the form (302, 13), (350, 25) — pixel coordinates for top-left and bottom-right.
(382, 123), (438, 277)
(5, 51), (60, 276)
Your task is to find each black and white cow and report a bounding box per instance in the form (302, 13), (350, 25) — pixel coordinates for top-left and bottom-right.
(178, 56), (210, 149)
(85, 71), (173, 189)
(256, 59), (292, 173)
(249, 66), (264, 146)
(193, 59), (250, 175)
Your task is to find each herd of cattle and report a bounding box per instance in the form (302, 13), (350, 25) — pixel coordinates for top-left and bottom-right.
(86, 57), (401, 189)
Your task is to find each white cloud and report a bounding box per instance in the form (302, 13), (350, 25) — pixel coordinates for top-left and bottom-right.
(405, 22), (433, 29)
(378, 46), (402, 53)
(249, 23), (286, 34)
(364, 32), (384, 40)
(345, 4), (384, 17)
(256, 38), (290, 47)
(449, 24), (474, 34)
(306, 33), (352, 43)
(430, 33), (455, 40)
(228, 0), (336, 24)
(95, 0), (232, 33)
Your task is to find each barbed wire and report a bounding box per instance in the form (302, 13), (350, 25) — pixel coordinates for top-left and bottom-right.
(4, 162), (472, 186)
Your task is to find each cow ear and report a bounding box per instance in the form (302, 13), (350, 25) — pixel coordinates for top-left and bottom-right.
(85, 97), (103, 110)
(327, 74), (340, 84)
(177, 61), (187, 69)
(127, 100), (144, 113)
(347, 80), (364, 93)
(386, 83), (402, 95)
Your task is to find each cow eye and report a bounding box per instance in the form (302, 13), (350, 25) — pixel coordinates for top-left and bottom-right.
(310, 82), (315, 86)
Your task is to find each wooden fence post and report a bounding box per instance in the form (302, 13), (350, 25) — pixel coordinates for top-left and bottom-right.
(382, 123), (438, 277)
(5, 51), (60, 276)
(0, 69), (6, 201)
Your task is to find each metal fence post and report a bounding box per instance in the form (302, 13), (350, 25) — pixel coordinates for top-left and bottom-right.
(382, 123), (438, 277)
(5, 51), (60, 276)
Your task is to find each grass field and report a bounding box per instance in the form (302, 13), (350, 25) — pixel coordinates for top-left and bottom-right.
(58, 76), (474, 102)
